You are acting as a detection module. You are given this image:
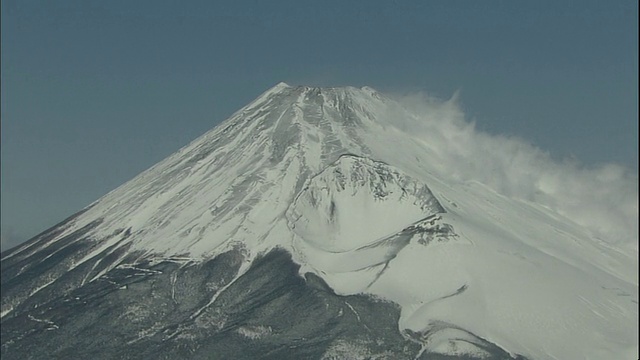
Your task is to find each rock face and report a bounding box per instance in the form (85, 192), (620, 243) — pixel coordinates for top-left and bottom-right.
(1, 243), (411, 359)
(1, 83), (636, 360)
(1, 230), (514, 360)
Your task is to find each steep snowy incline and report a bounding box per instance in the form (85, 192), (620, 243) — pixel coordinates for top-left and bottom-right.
(2, 83), (637, 360)
(3, 83), (390, 261)
(287, 155), (444, 252)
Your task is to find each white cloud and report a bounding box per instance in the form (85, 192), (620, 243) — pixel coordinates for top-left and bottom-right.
(385, 91), (638, 249)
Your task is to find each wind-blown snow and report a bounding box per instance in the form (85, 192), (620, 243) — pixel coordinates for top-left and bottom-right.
(3, 83), (637, 360)
(383, 91), (638, 250)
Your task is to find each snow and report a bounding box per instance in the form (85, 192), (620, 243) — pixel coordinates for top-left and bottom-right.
(235, 325), (273, 340)
(287, 155), (442, 252)
(5, 83), (637, 360)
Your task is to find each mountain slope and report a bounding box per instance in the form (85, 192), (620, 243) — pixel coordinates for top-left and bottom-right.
(2, 83), (637, 360)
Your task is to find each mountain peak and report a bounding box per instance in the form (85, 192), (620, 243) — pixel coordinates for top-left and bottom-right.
(267, 81), (291, 92)
(1, 84), (636, 360)
(261, 82), (382, 102)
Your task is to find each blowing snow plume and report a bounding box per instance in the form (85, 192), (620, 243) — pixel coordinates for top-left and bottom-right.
(383, 91), (638, 250)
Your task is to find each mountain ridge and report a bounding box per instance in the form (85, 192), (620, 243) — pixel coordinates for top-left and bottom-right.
(2, 83), (637, 360)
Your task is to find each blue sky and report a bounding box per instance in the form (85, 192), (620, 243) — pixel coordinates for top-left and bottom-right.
(1, 0), (638, 249)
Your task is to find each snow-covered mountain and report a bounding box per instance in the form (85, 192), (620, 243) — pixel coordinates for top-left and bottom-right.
(1, 83), (637, 359)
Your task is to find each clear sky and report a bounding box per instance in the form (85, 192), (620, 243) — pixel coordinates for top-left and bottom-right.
(1, 0), (638, 250)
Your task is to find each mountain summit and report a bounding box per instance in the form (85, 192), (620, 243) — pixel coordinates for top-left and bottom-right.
(2, 83), (637, 359)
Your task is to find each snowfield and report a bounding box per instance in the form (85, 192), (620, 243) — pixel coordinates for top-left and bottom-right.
(3, 83), (637, 360)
